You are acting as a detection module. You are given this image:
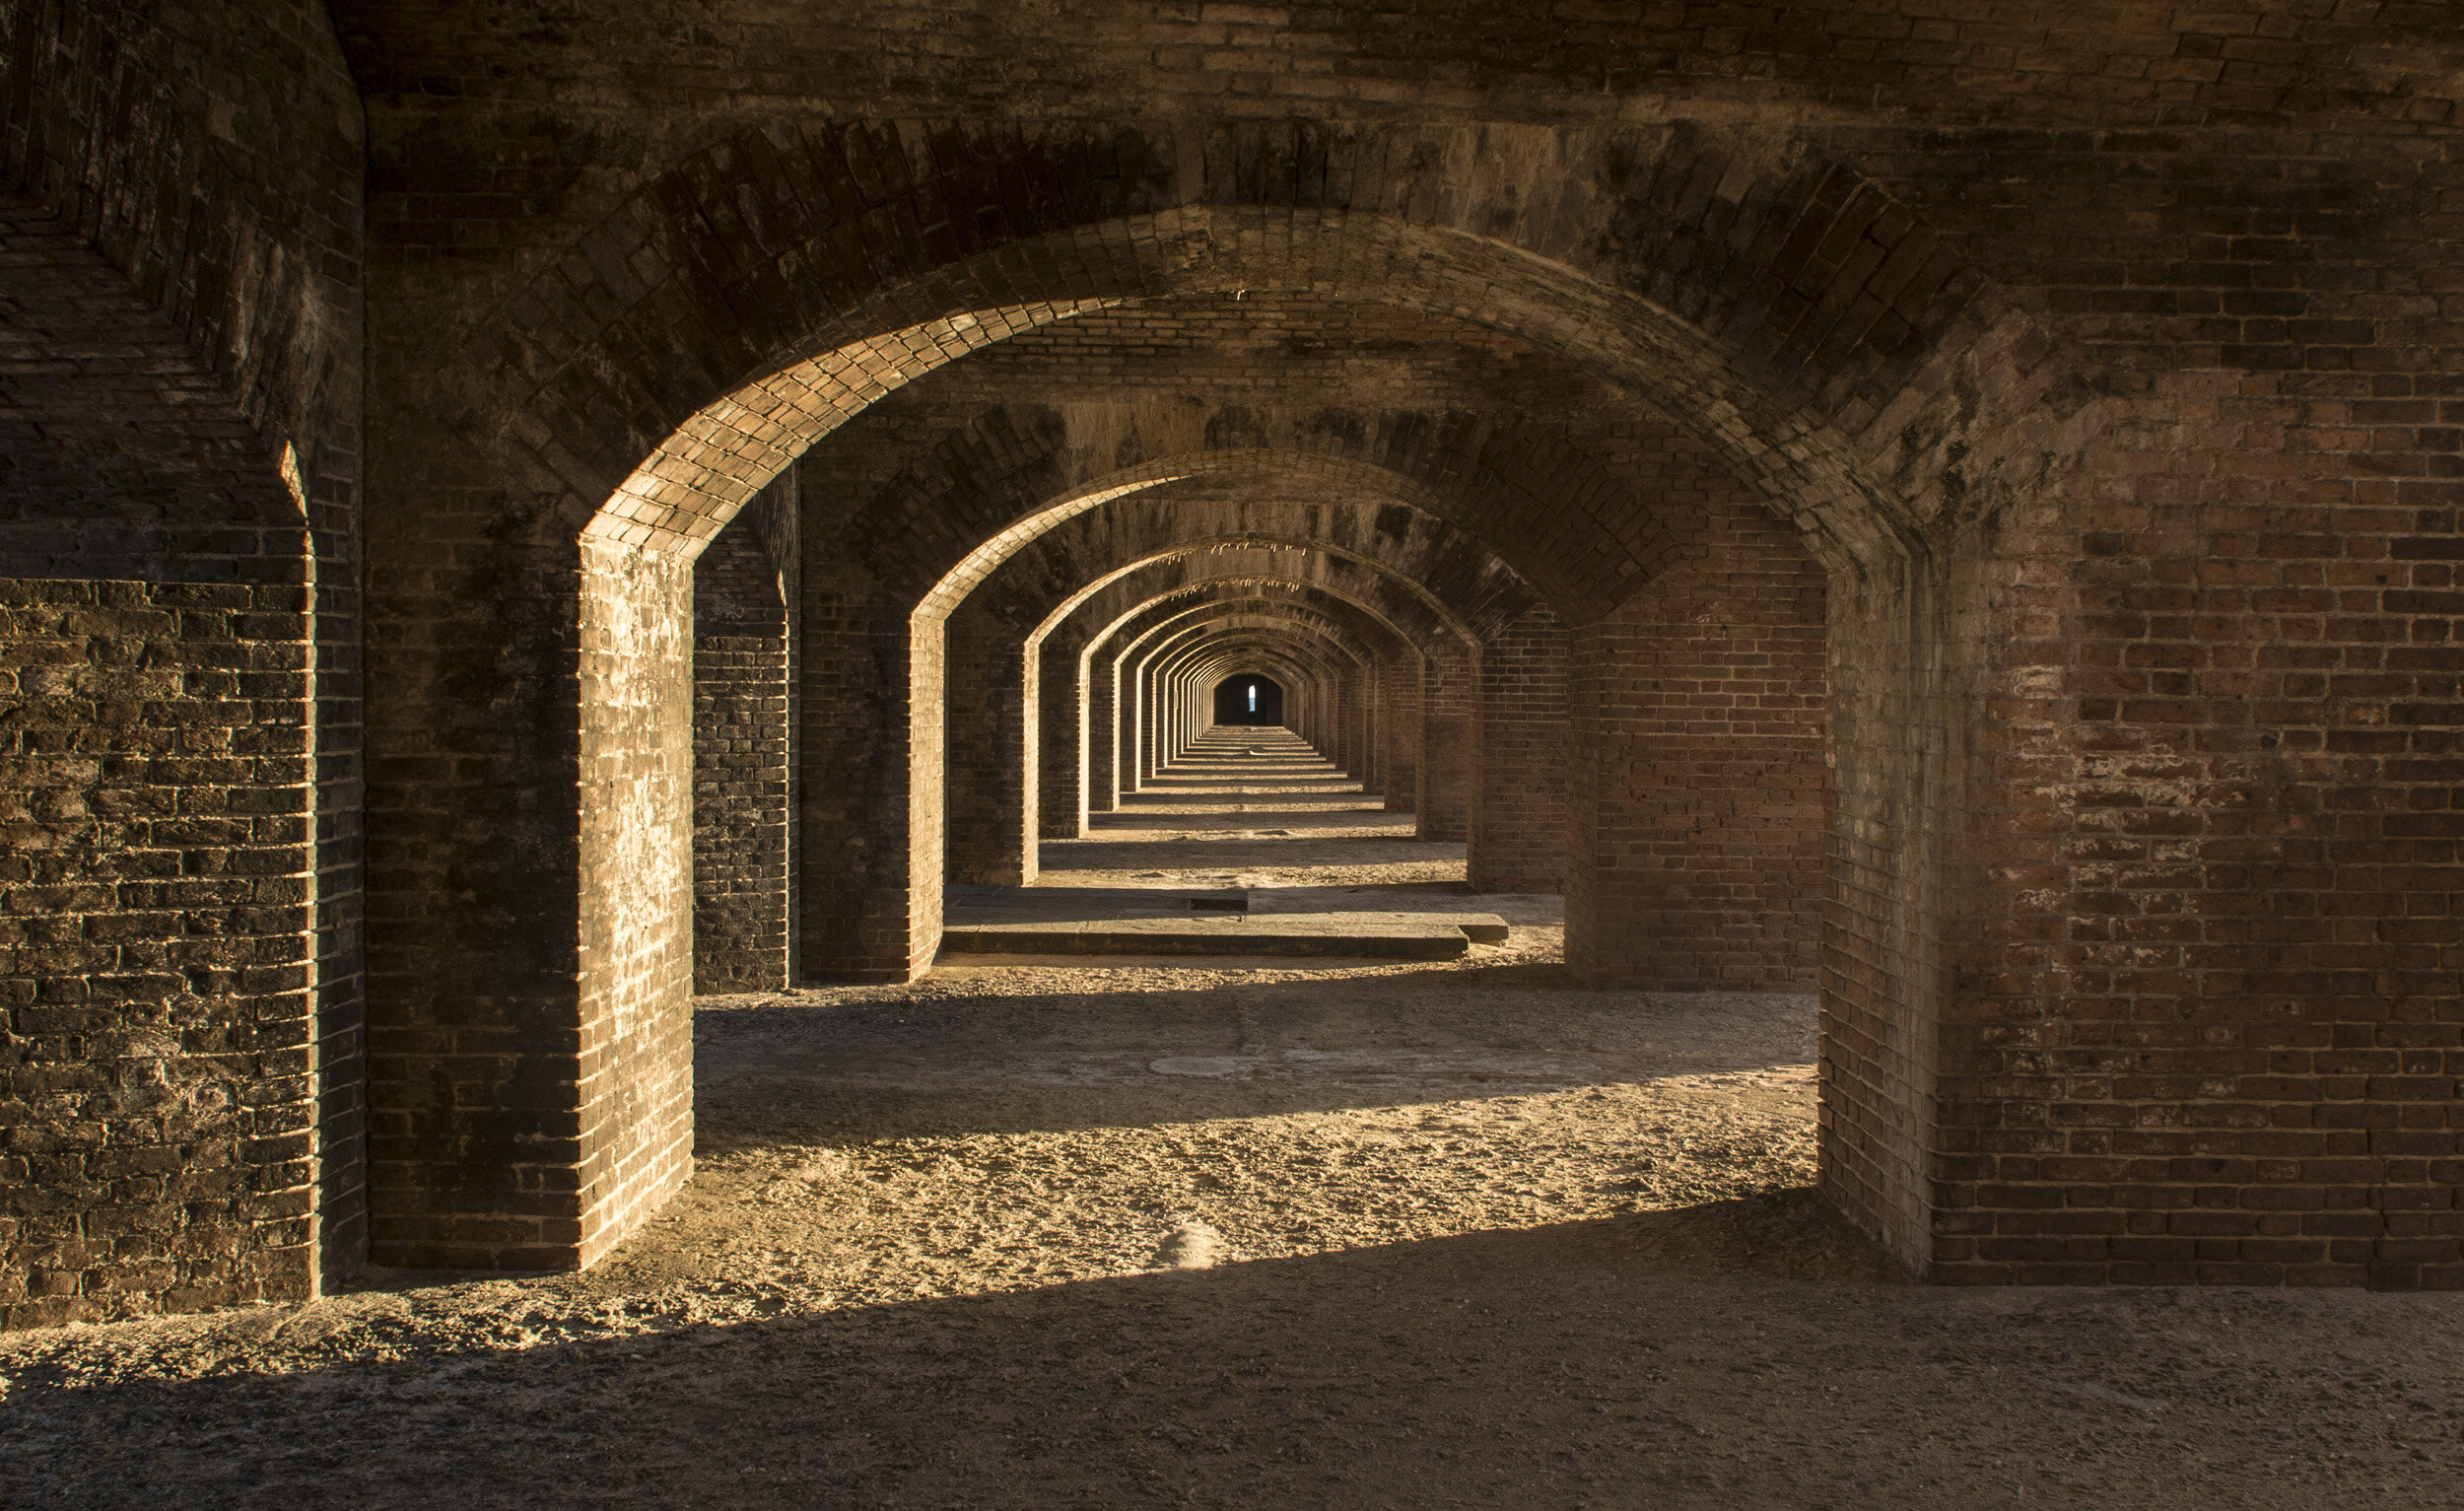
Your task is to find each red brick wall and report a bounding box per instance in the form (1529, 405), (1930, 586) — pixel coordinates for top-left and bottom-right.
(794, 555), (921, 983)
(692, 506), (792, 994)
(1566, 500), (1827, 990)
(1417, 645), (1476, 844)
(1927, 406), (2464, 1288)
(1376, 650), (1423, 814)
(572, 543), (695, 1269)
(943, 592), (1037, 887)
(1472, 605), (1569, 892)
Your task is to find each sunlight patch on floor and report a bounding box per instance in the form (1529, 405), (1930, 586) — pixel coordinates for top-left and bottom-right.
(592, 1068), (1816, 1313)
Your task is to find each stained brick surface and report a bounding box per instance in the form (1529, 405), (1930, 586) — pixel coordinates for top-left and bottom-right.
(0, 580), (316, 1328)
(1472, 606), (1570, 893)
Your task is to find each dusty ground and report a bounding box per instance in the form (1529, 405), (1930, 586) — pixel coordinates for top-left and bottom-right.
(4, 740), (2461, 1507)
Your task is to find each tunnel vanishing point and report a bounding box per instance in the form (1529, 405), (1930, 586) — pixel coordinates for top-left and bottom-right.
(3, 0), (2463, 1329)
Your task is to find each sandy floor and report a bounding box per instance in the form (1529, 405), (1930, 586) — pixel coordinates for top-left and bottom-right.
(4, 738), (2461, 1507)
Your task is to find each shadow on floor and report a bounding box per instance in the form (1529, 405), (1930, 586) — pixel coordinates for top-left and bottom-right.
(690, 966), (1816, 1144)
(11, 1189), (2461, 1510)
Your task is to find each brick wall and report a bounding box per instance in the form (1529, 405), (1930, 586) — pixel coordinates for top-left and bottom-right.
(692, 494), (792, 994)
(573, 542), (696, 1268)
(1417, 645), (1477, 845)
(1, 0), (364, 1321)
(1472, 605), (1569, 892)
(943, 591), (1039, 887)
(16, 1), (2430, 1300)
(0, 581), (315, 1328)
(1376, 650), (1422, 814)
(1036, 628), (1087, 840)
(1565, 498), (1828, 991)
(794, 551), (921, 983)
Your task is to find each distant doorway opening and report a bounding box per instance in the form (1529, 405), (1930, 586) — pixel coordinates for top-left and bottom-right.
(1214, 673), (1284, 726)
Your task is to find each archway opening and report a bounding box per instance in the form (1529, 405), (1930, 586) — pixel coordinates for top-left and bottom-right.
(494, 176), (2034, 1283)
(1212, 672), (1284, 726)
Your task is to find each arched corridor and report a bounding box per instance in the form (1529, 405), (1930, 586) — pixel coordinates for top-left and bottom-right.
(1213, 674), (1283, 727)
(6, 3), (2464, 1502)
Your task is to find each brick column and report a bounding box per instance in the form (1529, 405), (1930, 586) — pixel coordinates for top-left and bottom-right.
(796, 553), (932, 983)
(1035, 626), (1085, 840)
(1087, 633), (1125, 812)
(1377, 649), (1422, 812)
(0, 579), (321, 1321)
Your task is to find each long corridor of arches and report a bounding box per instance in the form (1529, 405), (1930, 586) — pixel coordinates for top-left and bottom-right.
(9, 4), (2464, 1499)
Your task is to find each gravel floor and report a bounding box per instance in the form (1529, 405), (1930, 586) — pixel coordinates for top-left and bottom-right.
(4, 745), (2460, 1508)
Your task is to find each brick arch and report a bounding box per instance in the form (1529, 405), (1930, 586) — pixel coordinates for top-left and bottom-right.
(1082, 576), (1477, 839)
(1039, 550), (1463, 789)
(1174, 634), (1356, 749)
(1180, 641), (1345, 733)
(1171, 623), (1366, 693)
(922, 486), (1530, 892)
(1119, 596), (1385, 690)
(373, 117), (2102, 1277)
(1048, 551), (1461, 668)
(942, 555), (1433, 882)
(1116, 599), (1387, 773)
(1121, 590), (1410, 735)
(1167, 623), (1370, 761)
(1142, 614), (1372, 759)
(459, 120), (2095, 575)
(1172, 626), (1362, 693)
(919, 492), (1505, 899)
(900, 444), (1557, 630)
(844, 404), (1674, 625)
(1110, 585), (1401, 657)
(1028, 556), (1454, 833)
(1000, 506), (1517, 637)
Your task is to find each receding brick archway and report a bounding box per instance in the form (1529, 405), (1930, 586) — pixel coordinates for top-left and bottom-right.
(1109, 596), (1455, 839)
(1033, 550), (1472, 842)
(821, 410), (1675, 625)
(1044, 562), (1481, 840)
(367, 128), (2083, 1278)
(1214, 672), (1283, 729)
(1153, 629), (1356, 775)
(948, 577), (1411, 888)
(1032, 575), (1432, 853)
(811, 469), (1546, 966)
(1177, 637), (1355, 753)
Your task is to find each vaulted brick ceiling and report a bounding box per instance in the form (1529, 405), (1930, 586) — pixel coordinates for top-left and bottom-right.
(326, 3), (2464, 128)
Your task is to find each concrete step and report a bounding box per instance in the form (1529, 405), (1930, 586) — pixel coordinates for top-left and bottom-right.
(941, 885), (1510, 958)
